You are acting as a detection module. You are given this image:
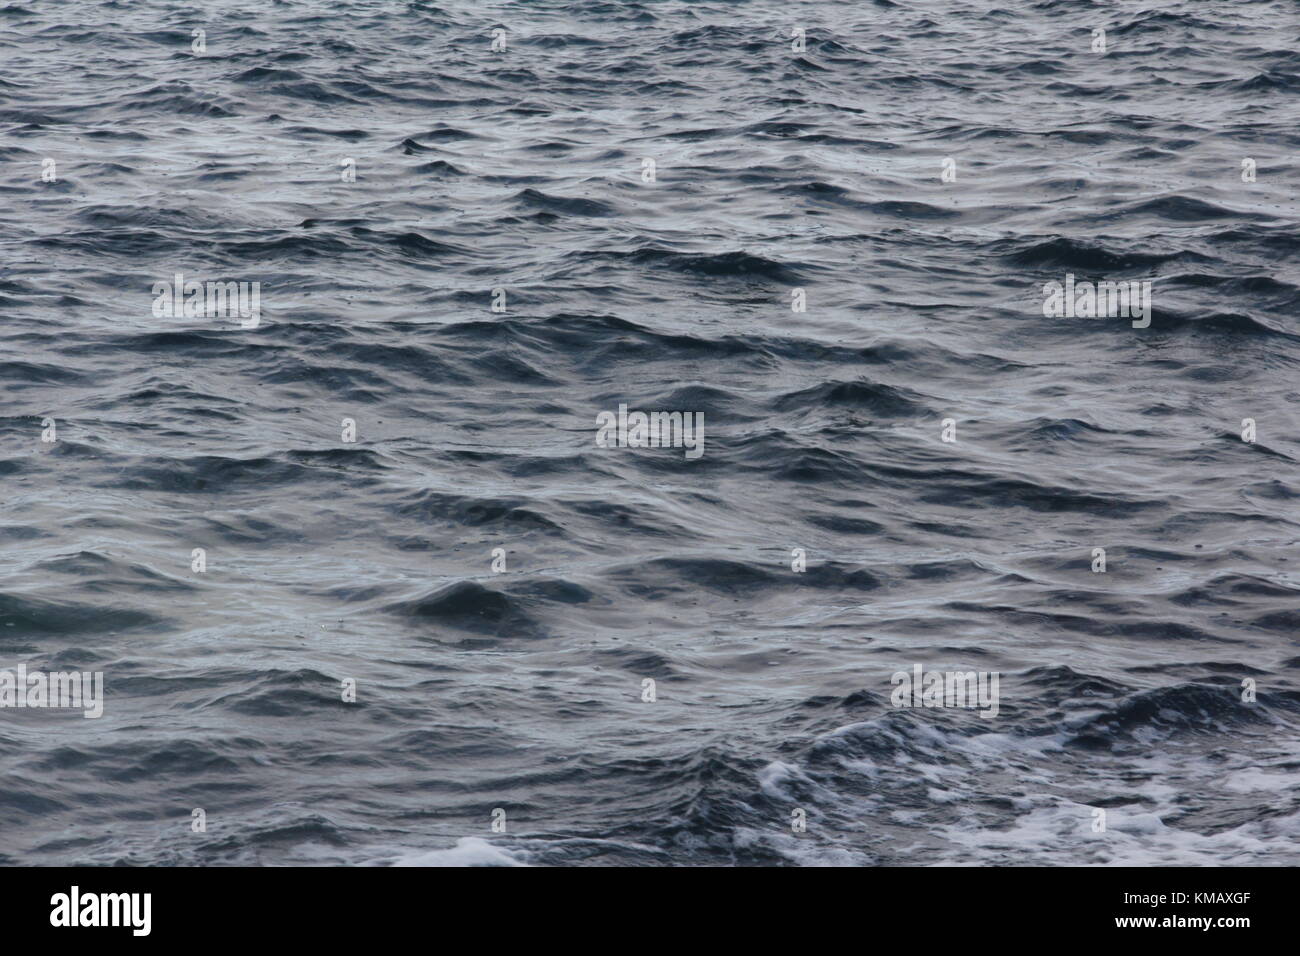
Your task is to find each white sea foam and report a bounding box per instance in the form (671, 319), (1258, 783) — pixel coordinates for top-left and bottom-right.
(391, 837), (530, 867)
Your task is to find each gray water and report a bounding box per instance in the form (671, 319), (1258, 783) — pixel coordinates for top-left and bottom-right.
(2, 0), (1299, 865)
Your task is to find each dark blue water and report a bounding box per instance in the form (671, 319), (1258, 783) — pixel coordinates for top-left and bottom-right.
(2, 0), (1299, 865)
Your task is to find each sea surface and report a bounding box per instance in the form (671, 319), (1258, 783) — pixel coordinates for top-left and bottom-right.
(2, 0), (1299, 866)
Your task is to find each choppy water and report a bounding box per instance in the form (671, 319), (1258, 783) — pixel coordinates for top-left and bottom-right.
(2, 0), (1299, 866)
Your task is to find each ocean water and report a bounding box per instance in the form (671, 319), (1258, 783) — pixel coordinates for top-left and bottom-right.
(2, 0), (1299, 866)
